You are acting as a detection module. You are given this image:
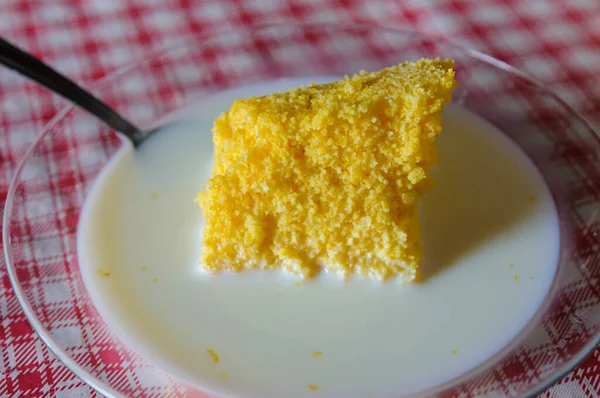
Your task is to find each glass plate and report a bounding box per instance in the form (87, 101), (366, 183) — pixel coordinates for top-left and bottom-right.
(4, 24), (600, 397)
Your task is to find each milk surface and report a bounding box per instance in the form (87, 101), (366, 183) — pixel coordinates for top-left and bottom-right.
(77, 78), (560, 398)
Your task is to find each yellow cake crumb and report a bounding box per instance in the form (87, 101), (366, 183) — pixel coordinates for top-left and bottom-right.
(308, 384), (320, 391)
(312, 351), (323, 358)
(141, 265), (147, 272)
(509, 263), (515, 268)
(452, 348), (458, 355)
(97, 268), (111, 277)
(206, 348), (219, 363)
(530, 276), (535, 280)
(198, 59), (457, 281)
(514, 275), (520, 281)
(152, 277), (158, 283)
(151, 192), (160, 199)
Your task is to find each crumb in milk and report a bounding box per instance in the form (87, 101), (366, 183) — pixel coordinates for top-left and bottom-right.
(206, 348), (219, 363)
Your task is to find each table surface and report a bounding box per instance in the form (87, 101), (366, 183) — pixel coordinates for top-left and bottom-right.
(1, 0), (600, 397)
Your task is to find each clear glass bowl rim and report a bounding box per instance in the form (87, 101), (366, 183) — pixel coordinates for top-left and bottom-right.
(3, 22), (600, 398)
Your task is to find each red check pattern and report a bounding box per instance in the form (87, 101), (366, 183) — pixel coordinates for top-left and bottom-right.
(1, 1), (600, 397)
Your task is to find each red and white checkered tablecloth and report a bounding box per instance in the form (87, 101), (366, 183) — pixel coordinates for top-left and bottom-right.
(1, 0), (599, 397)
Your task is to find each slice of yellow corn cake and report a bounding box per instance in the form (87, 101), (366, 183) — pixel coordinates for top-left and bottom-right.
(197, 59), (457, 281)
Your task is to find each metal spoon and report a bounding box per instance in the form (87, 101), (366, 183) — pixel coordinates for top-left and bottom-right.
(0, 36), (145, 147)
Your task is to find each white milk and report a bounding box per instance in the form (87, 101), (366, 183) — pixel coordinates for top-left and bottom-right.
(77, 78), (560, 398)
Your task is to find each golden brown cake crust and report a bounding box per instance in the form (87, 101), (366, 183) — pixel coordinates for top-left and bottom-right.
(198, 59), (457, 281)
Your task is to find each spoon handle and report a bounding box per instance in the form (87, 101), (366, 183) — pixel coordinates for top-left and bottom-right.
(0, 36), (143, 145)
